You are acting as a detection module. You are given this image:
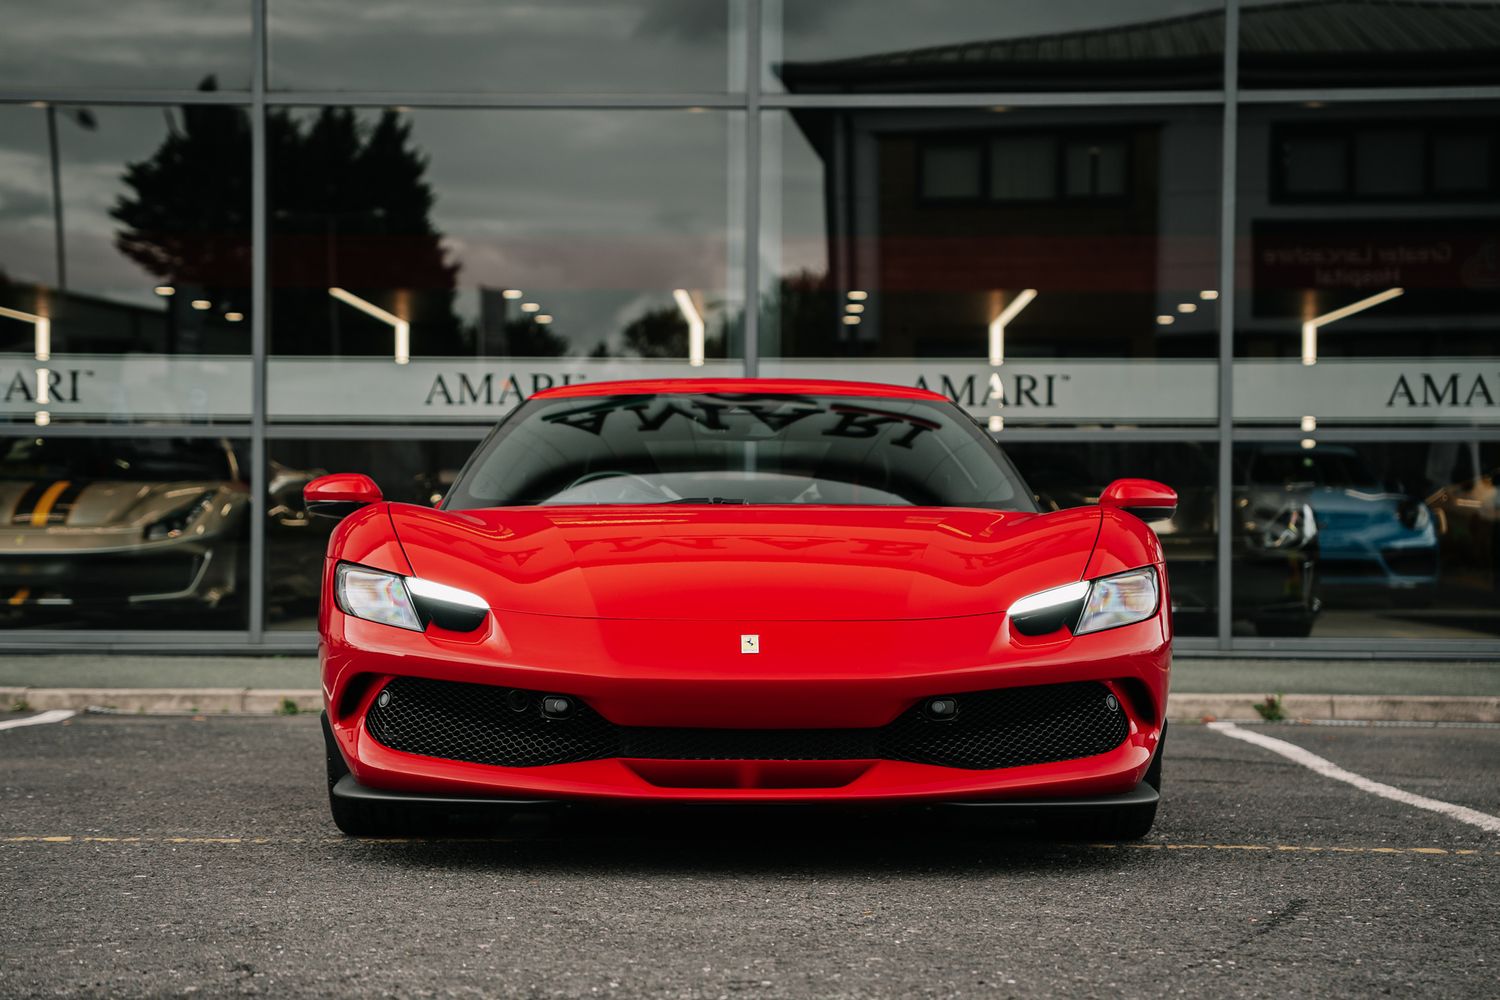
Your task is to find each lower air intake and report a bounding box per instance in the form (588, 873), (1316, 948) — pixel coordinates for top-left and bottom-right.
(364, 677), (1129, 771)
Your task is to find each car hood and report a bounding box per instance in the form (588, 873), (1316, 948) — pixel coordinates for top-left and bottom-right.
(390, 504), (1102, 622)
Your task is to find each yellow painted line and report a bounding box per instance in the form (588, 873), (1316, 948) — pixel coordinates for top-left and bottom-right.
(29, 480), (70, 526)
(7, 587), (28, 606)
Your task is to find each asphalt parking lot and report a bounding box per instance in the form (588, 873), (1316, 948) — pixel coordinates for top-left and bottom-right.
(2, 714), (1497, 999)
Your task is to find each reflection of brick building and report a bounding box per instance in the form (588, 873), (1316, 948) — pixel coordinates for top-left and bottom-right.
(776, 105), (1218, 359)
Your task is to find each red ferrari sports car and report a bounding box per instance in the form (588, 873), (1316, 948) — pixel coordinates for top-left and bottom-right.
(309, 379), (1174, 838)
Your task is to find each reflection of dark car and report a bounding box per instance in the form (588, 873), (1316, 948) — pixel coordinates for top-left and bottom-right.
(1427, 465), (1498, 593)
(1019, 445), (1320, 637)
(0, 437), (249, 617)
(1244, 445), (1437, 602)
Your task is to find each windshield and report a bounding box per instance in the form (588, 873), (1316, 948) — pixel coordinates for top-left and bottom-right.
(1248, 449), (1379, 490)
(0, 437), (239, 482)
(445, 392), (1035, 511)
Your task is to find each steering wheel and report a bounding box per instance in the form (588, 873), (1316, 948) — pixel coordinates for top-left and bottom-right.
(559, 470), (672, 503)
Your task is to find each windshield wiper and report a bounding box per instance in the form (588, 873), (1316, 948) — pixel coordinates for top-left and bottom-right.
(661, 497), (751, 505)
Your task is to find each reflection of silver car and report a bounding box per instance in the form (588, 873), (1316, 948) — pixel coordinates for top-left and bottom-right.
(0, 438), (248, 614)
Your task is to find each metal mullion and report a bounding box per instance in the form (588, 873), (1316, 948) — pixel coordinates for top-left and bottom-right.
(265, 424), (493, 440)
(1228, 637), (1500, 656)
(989, 428), (1219, 443)
(263, 92), (745, 110)
(1233, 425), (1500, 442)
(5, 422), (251, 438)
(0, 89), (250, 106)
(763, 91), (1225, 110)
(1216, 0), (1240, 652)
(248, 0), (268, 645)
(743, 0), (762, 376)
(1241, 85), (1500, 105)
(0, 631), (314, 653)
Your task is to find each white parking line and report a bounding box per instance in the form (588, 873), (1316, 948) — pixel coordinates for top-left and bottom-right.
(0, 709), (76, 732)
(1208, 721), (1500, 835)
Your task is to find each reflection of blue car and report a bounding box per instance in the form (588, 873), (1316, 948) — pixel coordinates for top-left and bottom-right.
(1244, 446), (1438, 597)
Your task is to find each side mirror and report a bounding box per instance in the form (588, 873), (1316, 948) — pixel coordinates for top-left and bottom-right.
(304, 473), (383, 520)
(1100, 478), (1177, 523)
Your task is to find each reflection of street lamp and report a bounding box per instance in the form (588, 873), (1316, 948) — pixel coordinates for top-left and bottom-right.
(329, 287), (409, 364)
(41, 103), (98, 290)
(0, 305), (51, 361)
(673, 288), (705, 367)
(988, 288), (1036, 366)
(1301, 287), (1403, 366)
(1, 306), (52, 426)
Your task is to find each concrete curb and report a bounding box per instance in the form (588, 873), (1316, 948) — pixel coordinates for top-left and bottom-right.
(3, 687), (1499, 723)
(0, 687), (322, 715)
(1167, 693), (1500, 724)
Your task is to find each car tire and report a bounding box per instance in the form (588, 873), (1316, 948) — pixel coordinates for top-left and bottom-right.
(322, 711), (432, 837)
(1050, 728), (1163, 842)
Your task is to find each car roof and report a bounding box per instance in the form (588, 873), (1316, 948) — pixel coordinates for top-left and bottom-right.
(530, 378), (949, 402)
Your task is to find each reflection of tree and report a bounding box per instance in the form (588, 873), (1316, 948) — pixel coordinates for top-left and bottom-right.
(112, 83), (252, 311)
(269, 105), (462, 355)
(590, 303), (725, 359)
(764, 269), (843, 356)
(502, 318), (570, 357)
(112, 80), (467, 356)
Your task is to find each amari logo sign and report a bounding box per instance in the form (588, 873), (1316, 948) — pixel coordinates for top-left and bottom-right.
(1386, 372), (1496, 409)
(423, 371), (587, 407)
(915, 371), (1068, 410)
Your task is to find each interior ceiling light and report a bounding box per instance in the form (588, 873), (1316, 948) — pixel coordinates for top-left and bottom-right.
(988, 288), (1037, 367)
(225, 312), (244, 322)
(847, 290), (868, 301)
(1199, 289), (1219, 300)
(1156, 315), (1175, 325)
(329, 287), (410, 365)
(1301, 287), (1403, 366)
(535, 314), (553, 325)
(672, 289), (705, 368)
(0, 305), (51, 362)
(845, 303), (865, 314)
(1177, 302), (1197, 314)
(502, 289), (523, 300)
(154, 285), (175, 296)
(190, 299), (212, 310)
(521, 302), (541, 313)
(842, 315), (861, 325)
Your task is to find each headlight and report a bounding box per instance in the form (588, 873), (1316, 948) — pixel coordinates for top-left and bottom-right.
(143, 491), (217, 541)
(334, 563), (488, 632)
(1007, 567), (1159, 637)
(336, 564), (422, 631)
(1075, 567), (1159, 635)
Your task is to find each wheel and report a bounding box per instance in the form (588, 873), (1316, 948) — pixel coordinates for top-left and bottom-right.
(1049, 726), (1163, 842)
(322, 711), (431, 837)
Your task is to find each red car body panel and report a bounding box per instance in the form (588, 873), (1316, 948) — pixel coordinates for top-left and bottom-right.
(318, 380), (1172, 806)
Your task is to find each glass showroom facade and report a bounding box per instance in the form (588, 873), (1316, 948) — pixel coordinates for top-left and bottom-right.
(1, 0), (1497, 653)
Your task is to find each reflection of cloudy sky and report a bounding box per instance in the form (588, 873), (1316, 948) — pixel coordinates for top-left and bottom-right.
(0, 105), (219, 307)
(270, 0), (734, 92)
(0, 101), (738, 354)
(310, 107), (738, 354)
(0, 0), (250, 90)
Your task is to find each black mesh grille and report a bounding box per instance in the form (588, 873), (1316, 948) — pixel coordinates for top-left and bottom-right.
(364, 677), (1129, 771)
(365, 677), (621, 767)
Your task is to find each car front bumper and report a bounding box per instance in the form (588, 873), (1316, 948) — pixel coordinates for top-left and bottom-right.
(322, 605), (1170, 804)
